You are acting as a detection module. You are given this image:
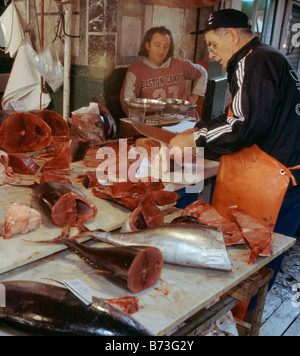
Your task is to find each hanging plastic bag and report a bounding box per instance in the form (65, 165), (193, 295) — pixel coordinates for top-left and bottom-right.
(27, 44), (64, 92)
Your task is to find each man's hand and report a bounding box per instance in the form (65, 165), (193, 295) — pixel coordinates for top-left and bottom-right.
(169, 133), (196, 164)
(189, 94), (199, 105)
(169, 133), (195, 151)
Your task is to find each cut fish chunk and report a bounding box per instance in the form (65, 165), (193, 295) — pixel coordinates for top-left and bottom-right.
(3, 203), (42, 239)
(229, 205), (273, 264)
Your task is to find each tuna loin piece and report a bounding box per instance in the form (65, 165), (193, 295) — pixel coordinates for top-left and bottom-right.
(82, 171), (100, 188)
(0, 281), (153, 335)
(92, 180), (179, 211)
(229, 206), (273, 264)
(52, 136), (90, 162)
(40, 172), (72, 185)
(8, 154), (39, 175)
(3, 203), (42, 239)
(41, 156), (70, 176)
(0, 112), (52, 153)
(182, 201), (245, 246)
(0, 150), (14, 184)
(105, 296), (140, 314)
(34, 181), (97, 226)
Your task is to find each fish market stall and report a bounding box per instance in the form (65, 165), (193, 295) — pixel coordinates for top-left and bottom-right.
(0, 109), (296, 337)
(0, 225), (295, 336)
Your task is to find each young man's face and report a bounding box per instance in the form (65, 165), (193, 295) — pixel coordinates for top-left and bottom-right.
(146, 32), (171, 66)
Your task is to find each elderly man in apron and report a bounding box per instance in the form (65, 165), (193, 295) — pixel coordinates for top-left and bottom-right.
(169, 9), (300, 317)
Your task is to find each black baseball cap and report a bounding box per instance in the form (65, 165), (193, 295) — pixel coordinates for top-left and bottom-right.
(191, 9), (251, 35)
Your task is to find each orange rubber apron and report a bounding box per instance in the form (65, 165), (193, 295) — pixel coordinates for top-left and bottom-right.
(210, 106), (300, 319)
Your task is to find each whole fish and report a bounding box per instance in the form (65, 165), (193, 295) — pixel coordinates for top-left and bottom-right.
(34, 181), (98, 227)
(33, 237), (163, 294)
(0, 280), (153, 336)
(75, 224), (232, 272)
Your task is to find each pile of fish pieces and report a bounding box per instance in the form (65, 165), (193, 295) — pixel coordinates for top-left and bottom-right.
(0, 106), (110, 238)
(1, 179), (165, 295)
(179, 201), (273, 264)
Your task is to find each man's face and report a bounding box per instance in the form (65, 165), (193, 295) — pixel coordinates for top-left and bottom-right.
(146, 32), (171, 66)
(205, 30), (234, 69)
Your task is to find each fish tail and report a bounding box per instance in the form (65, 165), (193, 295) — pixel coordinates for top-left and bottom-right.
(24, 225), (72, 244)
(25, 236), (69, 244)
(72, 225), (105, 241)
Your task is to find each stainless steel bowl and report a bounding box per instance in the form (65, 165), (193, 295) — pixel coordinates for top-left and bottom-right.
(124, 98), (166, 112)
(162, 99), (197, 114)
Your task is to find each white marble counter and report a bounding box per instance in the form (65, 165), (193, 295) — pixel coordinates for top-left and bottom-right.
(0, 229), (295, 336)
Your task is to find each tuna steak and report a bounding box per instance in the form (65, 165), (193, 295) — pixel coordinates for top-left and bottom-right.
(0, 112), (52, 153)
(30, 110), (69, 136)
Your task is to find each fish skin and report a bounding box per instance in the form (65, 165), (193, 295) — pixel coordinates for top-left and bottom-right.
(79, 224), (232, 272)
(0, 280), (153, 336)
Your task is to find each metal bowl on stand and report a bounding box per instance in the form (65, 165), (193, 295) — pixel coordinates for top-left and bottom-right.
(124, 98), (167, 123)
(161, 99), (197, 116)
(124, 98), (166, 111)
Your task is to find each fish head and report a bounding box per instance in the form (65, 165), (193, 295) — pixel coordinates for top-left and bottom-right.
(70, 114), (106, 143)
(93, 116), (107, 142)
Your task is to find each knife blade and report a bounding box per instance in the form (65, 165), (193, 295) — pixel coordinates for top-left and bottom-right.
(131, 120), (177, 144)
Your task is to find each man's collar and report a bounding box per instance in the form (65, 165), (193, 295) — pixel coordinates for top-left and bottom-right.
(226, 37), (260, 74)
(142, 57), (172, 68)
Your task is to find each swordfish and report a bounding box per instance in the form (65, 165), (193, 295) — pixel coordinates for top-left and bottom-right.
(76, 224), (232, 272)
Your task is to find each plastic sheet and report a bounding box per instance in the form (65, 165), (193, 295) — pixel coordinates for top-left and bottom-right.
(28, 45), (64, 93)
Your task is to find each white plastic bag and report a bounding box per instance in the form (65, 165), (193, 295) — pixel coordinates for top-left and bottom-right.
(28, 45), (64, 92)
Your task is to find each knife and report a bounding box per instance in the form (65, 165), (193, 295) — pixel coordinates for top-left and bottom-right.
(131, 120), (177, 144)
